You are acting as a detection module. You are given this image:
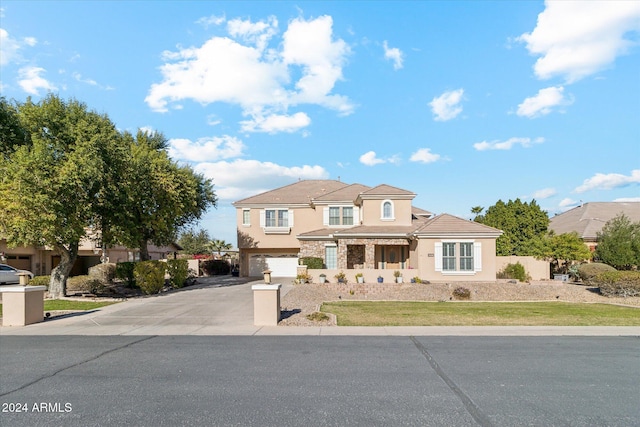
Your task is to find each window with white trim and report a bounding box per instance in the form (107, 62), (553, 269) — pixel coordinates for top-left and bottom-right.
(260, 209), (293, 231)
(242, 209), (250, 226)
(324, 206), (357, 226)
(381, 200), (394, 220)
(342, 207), (353, 225)
(435, 241), (481, 273)
(329, 207), (340, 225)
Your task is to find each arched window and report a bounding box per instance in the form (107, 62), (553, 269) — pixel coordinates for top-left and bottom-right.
(381, 200), (394, 220)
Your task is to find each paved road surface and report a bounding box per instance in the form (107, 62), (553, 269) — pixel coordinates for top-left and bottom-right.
(1, 335), (639, 426)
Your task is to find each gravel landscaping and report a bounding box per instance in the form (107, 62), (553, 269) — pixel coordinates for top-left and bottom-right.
(280, 280), (640, 326)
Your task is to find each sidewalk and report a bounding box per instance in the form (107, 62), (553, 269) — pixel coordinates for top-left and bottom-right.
(1, 276), (639, 336)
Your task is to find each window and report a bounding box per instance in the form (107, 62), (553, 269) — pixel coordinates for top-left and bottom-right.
(442, 243), (456, 271)
(242, 209), (250, 226)
(381, 200), (394, 220)
(277, 210), (288, 227)
(325, 245), (337, 269)
(436, 241), (481, 274)
(265, 210), (276, 227)
(342, 207), (353, 225)
(460, 243), (474, 271)
(325, 206), (357, 226)
(329, 207), (340, 225)
(264, 209), (288, 227)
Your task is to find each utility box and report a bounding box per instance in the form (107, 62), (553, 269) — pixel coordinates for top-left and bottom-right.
(1, 286), (47, 326)
(252, 284), (281, 326)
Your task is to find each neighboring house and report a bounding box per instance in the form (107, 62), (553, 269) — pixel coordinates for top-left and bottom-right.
(0, 237), (181, 277)
(233, 180), (502, 281)
(549, 202), (640, 252)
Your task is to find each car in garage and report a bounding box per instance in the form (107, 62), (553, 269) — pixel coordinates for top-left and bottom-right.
(0, 263), (35, 285)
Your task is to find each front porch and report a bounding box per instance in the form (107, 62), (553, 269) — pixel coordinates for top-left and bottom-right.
(300, 238), (414, 271)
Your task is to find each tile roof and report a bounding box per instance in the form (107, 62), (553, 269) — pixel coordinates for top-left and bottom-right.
(359, 184), (416, 198)
(549, 202), (640, 240)
(313, 183), (372, 203)
(233, 180), (348, 205)
(414, 213), (502, 237)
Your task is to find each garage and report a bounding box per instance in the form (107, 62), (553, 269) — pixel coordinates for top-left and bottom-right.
(249, 253), (299, 277)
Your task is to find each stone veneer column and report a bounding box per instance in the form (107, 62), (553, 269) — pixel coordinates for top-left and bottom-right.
(365, 242), (376, 269)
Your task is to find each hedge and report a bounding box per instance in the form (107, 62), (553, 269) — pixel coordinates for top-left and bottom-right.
(167, 259), (189, 289)
(115, 262), (137, 287)
(576, 262), (616, 284)
(592, 271), (640, 297)
(201, 259), (230, 276)
(300, 257), (323, 269)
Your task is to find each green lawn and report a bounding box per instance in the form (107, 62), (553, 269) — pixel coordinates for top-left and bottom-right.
(0, 300), (118, 316)
(320, 301), (640, 326)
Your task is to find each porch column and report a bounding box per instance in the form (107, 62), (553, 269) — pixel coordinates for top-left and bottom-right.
(365, 243), (376, 269)
(337, 240), (348, 270)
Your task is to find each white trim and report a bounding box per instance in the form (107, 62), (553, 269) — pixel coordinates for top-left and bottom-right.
(242, 209), (251, 226)
(381, 199), (395, 220)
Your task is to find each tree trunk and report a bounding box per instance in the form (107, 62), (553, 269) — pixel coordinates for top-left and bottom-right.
(139, 240), (150, 261)
(49, 242), (79, 299)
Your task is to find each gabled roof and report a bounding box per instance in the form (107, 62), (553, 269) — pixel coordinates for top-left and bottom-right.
(414, 213), (502, 237)
(412, 206), (433, 218)
(233, 180), (348, 206)
(549, 202), (640, 240)
(358, 184), (416, 200)
(313, 183), (371, 203)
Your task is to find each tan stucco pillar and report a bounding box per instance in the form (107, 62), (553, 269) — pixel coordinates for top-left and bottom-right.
(252, 284), (281, 326)
(1, 285), (47, 326)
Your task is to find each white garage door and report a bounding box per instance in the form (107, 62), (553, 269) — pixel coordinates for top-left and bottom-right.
(249, 254), (299, 277)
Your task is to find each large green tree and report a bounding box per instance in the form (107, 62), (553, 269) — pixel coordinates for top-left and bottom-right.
(0, 95), (125, 298)
(177, 228), (211, 255)
(528, 231), (592, 274)
(115, 130), (217, 260)
(473, 199), (549, 256)
(595, 213), (640, 270)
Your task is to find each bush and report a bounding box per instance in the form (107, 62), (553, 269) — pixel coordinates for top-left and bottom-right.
(88, 263), (116, 284)
(167, 259), (189, 289)
(134, 261), (167, 295)
(300, 257), (323, 269)
(67, 275), (104, 294)
(452, 286), (471, 300)
(200, 259), (230, 276)
(115, 262), (137, 287)
(592, 271), (640, 297)
(497, 262), (530, 282)
(29, 275), (50, 289)
(576, 263), (616, 284)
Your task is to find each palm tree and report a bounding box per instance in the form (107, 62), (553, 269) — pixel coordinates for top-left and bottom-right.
(207, 239), (233, 257)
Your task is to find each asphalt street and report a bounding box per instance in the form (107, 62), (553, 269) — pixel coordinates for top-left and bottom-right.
(1, 335), (639, 426)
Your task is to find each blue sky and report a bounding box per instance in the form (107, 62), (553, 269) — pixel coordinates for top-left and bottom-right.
(1, 1), (639, 246)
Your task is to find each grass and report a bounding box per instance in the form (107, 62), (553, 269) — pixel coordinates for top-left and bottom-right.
(320, 301), (640, 326)
(0, 300), (118, 317)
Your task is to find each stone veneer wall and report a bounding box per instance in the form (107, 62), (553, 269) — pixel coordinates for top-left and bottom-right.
(321, 282), (411, 296)
(299, 241), (330, 259)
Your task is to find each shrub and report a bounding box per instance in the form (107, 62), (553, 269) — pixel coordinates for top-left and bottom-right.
(67, 275), (104, 294)
(300, 257), (323, 269)
(592, 271), (640, 297)
(88, 263), (116, 284)
(306, 312), (330, 322)
(335, 270), (347, 283)
(201, 259), (230, 276)
(497, 262), (530, 282)
(452, 286), (471, 300)
(29, 275), (50, 289)
(166, 259), (189, 289)
(134, 261), (167, 295)
(295, 272), (312, 284)
(115, 262), (137, 287)
(576, 263), (616, 284)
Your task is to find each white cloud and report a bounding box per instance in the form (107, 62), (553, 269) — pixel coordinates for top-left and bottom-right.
(410, 148), (441, 164)
(383, 40), (404, 70)
(517, 86), (573, 118)
(194, 159), (329, 201)
(72, 72), (98, 86)
(559, 198), (578, 208)
(168, 135), (246, 162)
(518, 1), (640, 82)
(146, 15), (352, 134)
(615, 197), (640, 202)
(531, 188), (557, 199)
(359, 151), (386, 166)
(196, 14), (226, 28)
(473, 137), (544, 151)
(240, 112), (311, 134)
(0, 28), (29, 66)
(17, 66), (57, 95)
(429, 89), (464, 121)
(574, 169), (640, 193)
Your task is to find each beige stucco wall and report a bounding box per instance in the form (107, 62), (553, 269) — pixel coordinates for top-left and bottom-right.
(237, 206), (315, 249)
(360, 198), (413, 226)
(415, 237), (497, 282)
(496, 256), (550, 281)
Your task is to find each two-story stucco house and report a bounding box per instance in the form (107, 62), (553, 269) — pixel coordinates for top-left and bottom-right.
(233, 180), (502, 282)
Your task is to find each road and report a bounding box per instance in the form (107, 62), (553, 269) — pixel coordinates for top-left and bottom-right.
(1, 335), (638, 426)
